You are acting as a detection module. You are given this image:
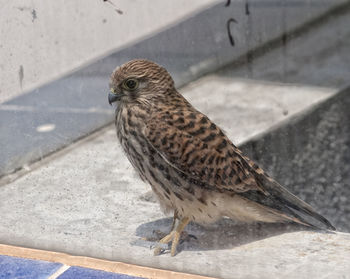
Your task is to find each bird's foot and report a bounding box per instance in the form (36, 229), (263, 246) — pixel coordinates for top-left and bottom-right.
(153, 230), (178, 256)
(153, 217), (190, 257)
(145, 210), (179, 242)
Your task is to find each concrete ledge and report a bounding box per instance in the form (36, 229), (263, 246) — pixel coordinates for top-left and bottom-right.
(1, 229), (350, 279)
(0, 79), (348, 279)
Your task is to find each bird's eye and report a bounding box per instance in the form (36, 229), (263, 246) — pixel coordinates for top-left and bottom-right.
(122, 78), (139, 91)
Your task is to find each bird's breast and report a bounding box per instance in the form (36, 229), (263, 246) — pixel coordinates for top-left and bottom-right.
(114, 105), (224, 224)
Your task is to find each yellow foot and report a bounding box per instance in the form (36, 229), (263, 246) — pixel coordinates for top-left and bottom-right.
(153, 217), (190, 257)
(144, 210), (179, 242)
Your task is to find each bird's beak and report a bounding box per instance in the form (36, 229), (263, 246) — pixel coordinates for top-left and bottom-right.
(108, 87), (124, 105)
(108, 92), (119, 105)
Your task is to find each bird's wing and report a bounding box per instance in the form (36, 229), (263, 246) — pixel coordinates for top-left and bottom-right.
(144, 114), (335, 230)
(144, 117), (263, 194)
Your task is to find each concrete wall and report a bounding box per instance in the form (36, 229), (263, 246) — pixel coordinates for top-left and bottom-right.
(0, 0), (218, 104)
(241, 87), (350, 232)
(1, 0), (347, 104)
(1, 0), (348, 178)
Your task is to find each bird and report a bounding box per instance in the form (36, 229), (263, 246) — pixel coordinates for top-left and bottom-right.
(108, 59), (335, 256)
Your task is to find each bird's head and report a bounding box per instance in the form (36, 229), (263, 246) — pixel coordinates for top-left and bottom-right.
(108, 59), (175, 105)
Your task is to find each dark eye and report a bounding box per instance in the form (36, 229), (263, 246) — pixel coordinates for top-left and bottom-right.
(123, 78), (139, 90)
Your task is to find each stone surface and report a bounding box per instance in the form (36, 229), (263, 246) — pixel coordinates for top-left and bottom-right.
(240, 86), (350, 233)
(183, 77), (335, 144)
(0, 79), (348, 279)
(219, 2), (350, 89)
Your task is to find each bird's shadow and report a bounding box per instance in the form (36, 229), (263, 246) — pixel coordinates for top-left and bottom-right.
(132, 217), (316, 253)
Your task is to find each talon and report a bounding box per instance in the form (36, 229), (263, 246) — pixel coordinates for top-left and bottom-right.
(153, 242), (169, 255)
(152, 217), (190, 257)
(153, 246), (164, 256)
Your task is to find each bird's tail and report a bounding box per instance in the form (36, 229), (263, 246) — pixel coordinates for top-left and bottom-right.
(255, 173), (336, 231)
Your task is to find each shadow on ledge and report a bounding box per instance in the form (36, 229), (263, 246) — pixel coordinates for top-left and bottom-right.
(133, 217), (313, 253)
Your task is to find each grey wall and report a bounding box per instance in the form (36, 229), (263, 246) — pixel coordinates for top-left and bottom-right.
(240, 87), (350, 232)
(2, 0), (346, 177)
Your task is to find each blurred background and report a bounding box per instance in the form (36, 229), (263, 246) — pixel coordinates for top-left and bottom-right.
(0, 0), (350, 277)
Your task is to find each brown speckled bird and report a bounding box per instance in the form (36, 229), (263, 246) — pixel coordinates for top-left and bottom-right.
(108, 59), (335, 256)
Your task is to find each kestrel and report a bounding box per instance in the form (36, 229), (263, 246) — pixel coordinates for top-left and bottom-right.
(108, 59), (335, 256)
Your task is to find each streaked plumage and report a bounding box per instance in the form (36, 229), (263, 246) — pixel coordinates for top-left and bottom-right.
(108, 59), (335, 256)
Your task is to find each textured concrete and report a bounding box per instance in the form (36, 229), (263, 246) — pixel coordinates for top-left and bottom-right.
(1, 79), (348, 279)
(240, 86), (350, 233)
(182, 77), (335, 144)
(218, 2), (350, 88)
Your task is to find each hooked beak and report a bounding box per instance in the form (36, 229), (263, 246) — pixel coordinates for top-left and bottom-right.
(108, 92), (121, 105)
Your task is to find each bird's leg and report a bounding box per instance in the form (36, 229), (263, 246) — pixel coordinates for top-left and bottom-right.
(145, 211), (180, 242)
(154, 217), (190, 257)
(170, 216), (190, 256)
(169, 210), (179, 232)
